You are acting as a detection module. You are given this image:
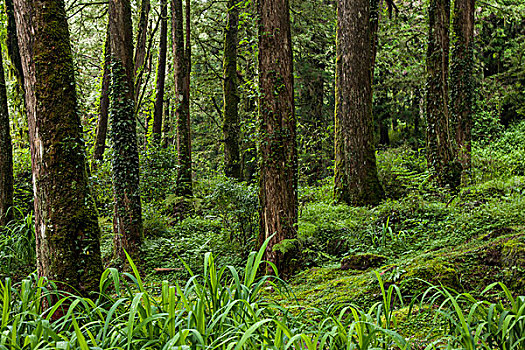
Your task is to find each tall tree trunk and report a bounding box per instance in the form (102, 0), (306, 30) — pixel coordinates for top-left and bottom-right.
(258, 0), (298, 278)
(92, 22), (111, 165)
(426, 0), (460, 188)
(334, 0), (384, 206)
(172, 0), (193, 202)
(109, 0), (144, 265)
(153, 0), (168, 143)
(223, 0), (241, 180)
(0, 45), (13, 226)
(5, 0), (24, 87)
(451, 0), (475, 174)
(13, 0), (103, 294)
(134, 0), (151, 102)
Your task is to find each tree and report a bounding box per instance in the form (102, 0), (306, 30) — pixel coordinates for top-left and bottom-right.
(109, 0), (144, 264)
(426, 0), (460, 188)
(451, 0), (475, 173)
(172, 0), (193, 203)
(334, 0), (384, 206)
(13, 0), (103, 293)
(92, 23), (111, 165)
(0, 44), (13, 226)
(258, 0), (298, 277)
(134, 0), (151, 102)
(153, 0), (168, 143)
(223, 0), (241, 180)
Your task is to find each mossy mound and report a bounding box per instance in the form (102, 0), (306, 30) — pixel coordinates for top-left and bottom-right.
(340, 253), (386, 270)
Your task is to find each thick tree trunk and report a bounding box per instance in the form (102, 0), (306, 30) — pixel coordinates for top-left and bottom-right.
(153, 0), (168, 143)
(258, 0), (298, 278)
(0, 46), (13, 226)
(172, 0), (193, 201)
(13, 0), (103, 294)
(334, 0), (384, 206)
(223, 0), (241, 180)
(451, 0), (475, 174)
(134, 0), (151, 102)
(426, 0), (460, 188)
(109, 0), (144, 265)
(92, 23), (111, 165)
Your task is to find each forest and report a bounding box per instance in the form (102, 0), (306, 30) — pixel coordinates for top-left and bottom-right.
(0, 0), (525, 347)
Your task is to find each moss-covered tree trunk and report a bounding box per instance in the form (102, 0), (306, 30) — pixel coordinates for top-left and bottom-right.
(451, 0), (475, 174)
(426, 0), (460, 188)
(0, 45), (13, 227)
(258, 0), (298, 278)
(109, 0), (144, 265)
(334, 0), (384, 206)
(153, 0), (168, 143)
(223, 0), (241, 180)
(5, 0), (23, 87)
(172, 0), (193, 203)
(93, 22), (111, 165)
(13, 0), (103, 294)
(134, 0), (151, 103)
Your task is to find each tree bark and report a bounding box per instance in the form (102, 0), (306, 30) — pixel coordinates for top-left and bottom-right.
(92, 22), (111, 165)
(0, 45), (13, 226)
(223, 0), (241, 180)
(334, 0), (384, 206)
(451, 0), (475, 174)
(134, 0), (151, 102)
(5, 0), (24, 88)
(153, 0), (168, 143)
(426, 0), (460, 188)
(172, 0), (193, 201)
(258, 0), (298, 278)
(13, 0), (103, 294)
(109, 0), (144, 265)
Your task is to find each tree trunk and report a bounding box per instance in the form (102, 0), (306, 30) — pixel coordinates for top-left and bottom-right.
(334, 0), (384, 206)
(0, 45), (13, 226)
(258, 0), (298, 278)
(172, 0), (193, 202)
(92, 22), (111, 165)
(153, 0), (168, 143)
(223, 0), (241, 180)
(134, 0), (151, 102)
(5, 0), (24, 87)
(13, 0), (103, 294)
(426, 0), (460, 188)
(451, 0), (475, 174)
(109, 0), (144, 265)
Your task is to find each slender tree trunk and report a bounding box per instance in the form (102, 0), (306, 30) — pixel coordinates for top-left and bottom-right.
(5, 0), (24, 87)
(451, 0), (475, 174)
(13, 0), (103, 294)
(109, 0), (144, 265)
(223, 0), (241, 180)
(93, 22), (111, 165)
(258, 0), (298, 278)
(134, 0), (151, 102)
(0, 45), (13, 226)
(172, 0), (193, 202)
(334, 0), (384, 206)
(153, 0), (168, 143)
(162, 97), (172, 148)
(426, 0), (460, 188)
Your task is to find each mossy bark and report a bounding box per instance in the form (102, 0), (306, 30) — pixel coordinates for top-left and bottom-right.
(5, 0), (24, 88)
(172, 0), (193, 202)
(92, 22), (111, 166)
(222, 0), (241, 180)
(451, 0), (475, 175)
(109, 0), (144, 266)
(334, 0), (385, 206)
(13, 0), (103, 294)
(153, 0), (168, 143)
(0, 45), (13, 226)
(258, 0), (298, 278)
(426, 0), (461, 189)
